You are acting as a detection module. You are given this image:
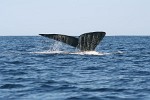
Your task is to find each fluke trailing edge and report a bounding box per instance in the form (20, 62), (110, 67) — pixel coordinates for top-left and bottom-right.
(39, 31), (106, 51)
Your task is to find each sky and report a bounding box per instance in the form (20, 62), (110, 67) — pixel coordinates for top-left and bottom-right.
(0, 0), (150, 36)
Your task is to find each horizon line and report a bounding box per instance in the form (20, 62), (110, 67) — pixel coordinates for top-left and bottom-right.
(0, 35), (150, 36)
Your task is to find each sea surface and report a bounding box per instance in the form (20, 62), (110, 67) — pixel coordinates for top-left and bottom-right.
(0, 36), (150, 100)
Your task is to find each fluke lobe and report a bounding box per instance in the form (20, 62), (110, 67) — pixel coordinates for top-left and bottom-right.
(39, 31), (106, 51)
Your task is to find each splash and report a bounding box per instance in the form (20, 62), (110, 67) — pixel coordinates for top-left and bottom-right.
(31, 41), (67, 54)
(50, 41), (62, 51)
(31, 50), (124, 56)
(31, 40), (124, 55)
(31, 50), (112, 56)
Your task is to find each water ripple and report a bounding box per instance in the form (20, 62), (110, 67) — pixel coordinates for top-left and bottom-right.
(0, 36), (150, 100)
(0, 84), (25, 89)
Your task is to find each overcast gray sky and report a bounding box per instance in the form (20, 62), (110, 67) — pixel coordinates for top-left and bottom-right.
(0, 0), (150, 36)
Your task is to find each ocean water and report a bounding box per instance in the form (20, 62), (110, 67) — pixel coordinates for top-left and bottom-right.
(0, 36), (150, 100)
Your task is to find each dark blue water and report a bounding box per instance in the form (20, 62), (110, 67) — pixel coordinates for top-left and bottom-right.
(0, 36), (150, 100)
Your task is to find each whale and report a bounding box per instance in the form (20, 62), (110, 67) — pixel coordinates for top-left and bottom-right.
(39, 31), (106, 51)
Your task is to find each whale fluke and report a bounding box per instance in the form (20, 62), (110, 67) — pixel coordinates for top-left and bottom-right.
(39, 31), (106, 51)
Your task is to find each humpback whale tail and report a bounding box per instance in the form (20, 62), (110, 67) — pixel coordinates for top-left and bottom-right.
(39, 31), (106, 51)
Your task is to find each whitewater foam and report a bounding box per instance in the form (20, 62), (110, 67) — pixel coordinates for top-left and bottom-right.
(70, 51), (109, 55)
(31, 51), (67, 54)
(31, 50), (113, 56)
